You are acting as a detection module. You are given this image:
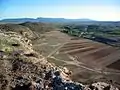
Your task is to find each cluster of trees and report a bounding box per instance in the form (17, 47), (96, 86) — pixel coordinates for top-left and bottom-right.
(61, 25), (97, 38)
(61, 24), (120, 38)
(60, 24), (120, 47)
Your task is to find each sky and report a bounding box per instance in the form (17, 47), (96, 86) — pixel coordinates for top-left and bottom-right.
(0, 0), (120, 21)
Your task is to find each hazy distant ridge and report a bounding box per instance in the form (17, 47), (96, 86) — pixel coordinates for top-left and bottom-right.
(0, 17), (95, 23)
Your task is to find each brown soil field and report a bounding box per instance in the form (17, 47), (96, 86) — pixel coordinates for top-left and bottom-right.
(33, 30), (120, 84)
(107, 59), (120, 70)
(60, 40), (120, 69)
(79, 47), (116, 62)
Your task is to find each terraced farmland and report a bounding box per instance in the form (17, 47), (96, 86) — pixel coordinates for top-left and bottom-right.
(33, 30), (120, 83)
(59, 40), (120, 70)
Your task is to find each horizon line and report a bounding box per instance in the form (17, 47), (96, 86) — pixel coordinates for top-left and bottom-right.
(0, 17), (120, 22)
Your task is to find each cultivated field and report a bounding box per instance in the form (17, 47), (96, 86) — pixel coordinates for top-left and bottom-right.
(33, 30), (120, 84)
(60, 40), (120, 69)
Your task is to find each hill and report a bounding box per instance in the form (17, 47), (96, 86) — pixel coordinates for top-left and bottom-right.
(0, 18), (38, 23)
(0, 22), (119, 90)
(0, 17), (95, 23)
(20, 22), (55, 33)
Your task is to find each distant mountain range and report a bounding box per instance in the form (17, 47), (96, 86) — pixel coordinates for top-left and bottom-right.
(0, 17), (120, 24)
(0, 17), (96, 23)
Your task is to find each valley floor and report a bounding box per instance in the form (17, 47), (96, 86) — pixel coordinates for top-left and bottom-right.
(33, 30), (120, 87)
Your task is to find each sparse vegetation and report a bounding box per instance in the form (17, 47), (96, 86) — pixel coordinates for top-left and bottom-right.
(60, 23), (120, 47)
(0, 22), (120, 90)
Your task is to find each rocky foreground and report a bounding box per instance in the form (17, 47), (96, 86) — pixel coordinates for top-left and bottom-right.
(0, 24), (119, 90)
(0, 56), (119, 90)
(1, 56), (119, 90)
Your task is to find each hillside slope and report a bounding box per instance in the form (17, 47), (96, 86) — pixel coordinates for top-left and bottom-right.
(0, 23), (119, 90)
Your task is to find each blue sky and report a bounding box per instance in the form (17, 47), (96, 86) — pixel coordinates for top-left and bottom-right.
(0, 0), (120, 21)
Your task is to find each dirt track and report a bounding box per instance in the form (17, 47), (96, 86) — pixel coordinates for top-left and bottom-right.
(33, 31), (120, 83)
